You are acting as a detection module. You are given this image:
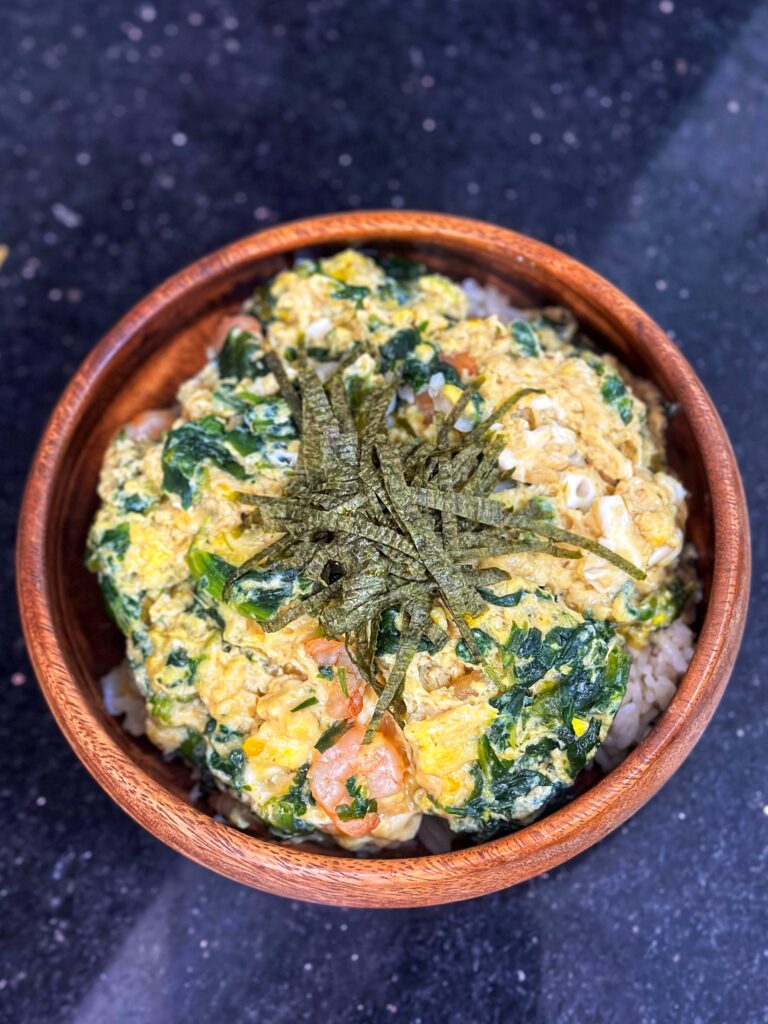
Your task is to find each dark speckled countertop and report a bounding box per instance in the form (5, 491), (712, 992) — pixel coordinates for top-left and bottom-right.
(1, 2), (766, 1022)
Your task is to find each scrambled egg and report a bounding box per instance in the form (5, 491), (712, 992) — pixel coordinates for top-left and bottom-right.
(87, 250), (690, 849)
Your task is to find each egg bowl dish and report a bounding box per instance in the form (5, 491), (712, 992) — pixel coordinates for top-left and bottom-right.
(18, 213), (749, 905)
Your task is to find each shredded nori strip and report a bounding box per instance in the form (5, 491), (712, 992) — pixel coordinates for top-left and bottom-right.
(222, 350), (646, 741)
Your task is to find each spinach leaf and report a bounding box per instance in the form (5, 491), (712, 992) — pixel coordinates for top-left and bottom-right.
(131, 629), (152, 658)
(187, 548), (301, 623)
(378, 254), (426, 281)
(400, 351), (461, 392)
(306, 345), (332, 361)
(263, 763), (315, 836)
(486, 686), (531, 749)
(336, 775), (377, 821)
(247, 283), (276, 326)
(477, 737), (549, 806)
(332, 282), (370, 307)
(116, 491), (154, 514)
(162, 418), (245, 508)
(230, 566), (302, 622)
(375, 606), (446, 656)
(511, 320), (542, 357)
(377, 280), (411, 305)
(379, 328), (421, 371)
(241, 396), (298, 439)
(291, 696), (319, 712)
(623, 577), (691, 629)
(87, 522), (131, 572)
(375, 607), (401, 656)
(444, 616), (629, 836)
(101, 524), (130, 558)
(207, 746), (246, 787)
(192, 597), (226, 631)
(344, 373), (375, 417)
(210, 392), (297, 464)
(178, 728), (207, 769)
(601, 373), (633, 424)
(218, 326), (269, 380)
(148, 694), (174, 724)
(166, 647), (191, 668)
(315, 721), (350, 753)
(560, 717), (601, 774)
(519, 496), (556, 520)
(165, 646), (202, 687)
(99, 576), (141, 633)
(452, 737), (550, 823)
(456, 628), (495, 664)
(295, 258), (319, 278)
(477, 586), (554, 608)
(187, 549), (231, 602)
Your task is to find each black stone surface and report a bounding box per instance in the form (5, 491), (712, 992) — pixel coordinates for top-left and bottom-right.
(1, 2), (766, 1022)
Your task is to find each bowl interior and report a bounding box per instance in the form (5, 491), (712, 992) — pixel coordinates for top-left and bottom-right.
(49, 235), (713, 861)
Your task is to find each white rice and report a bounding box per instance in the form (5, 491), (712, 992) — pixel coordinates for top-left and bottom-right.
(462, 277), (523, 320)
(100, 660), (146, 737)
(595, 616), (695, 770)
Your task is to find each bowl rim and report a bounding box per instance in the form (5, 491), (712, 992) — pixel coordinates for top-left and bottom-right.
(17, 210), (751, 907)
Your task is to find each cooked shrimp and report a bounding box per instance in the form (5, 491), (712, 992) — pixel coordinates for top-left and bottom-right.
(303, 637), (364, 721)
(125, 407), (178, 443)
(215, 313), (263, 351)
(308, 724), (405, 838)
(441, 350), (478, 380)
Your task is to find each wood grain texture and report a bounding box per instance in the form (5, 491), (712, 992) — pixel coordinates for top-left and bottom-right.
(16, 211), (751, 907)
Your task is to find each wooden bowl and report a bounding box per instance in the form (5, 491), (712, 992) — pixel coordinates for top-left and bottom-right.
(17, 211), (750, 907)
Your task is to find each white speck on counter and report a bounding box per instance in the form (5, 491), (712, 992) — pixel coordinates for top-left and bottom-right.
(121, 23), (143, 42)
(51, 203), (82, 229)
